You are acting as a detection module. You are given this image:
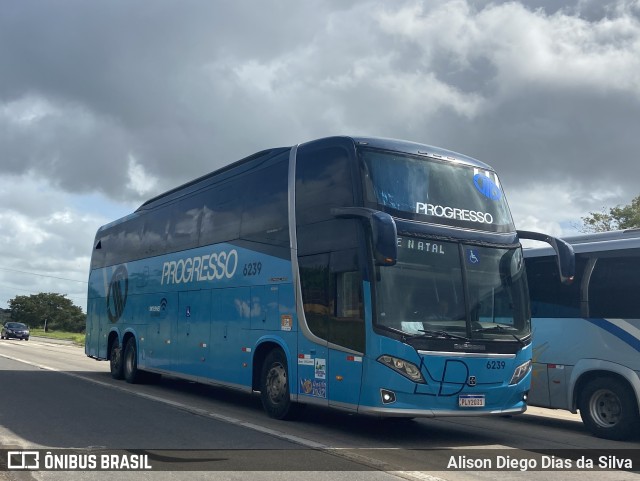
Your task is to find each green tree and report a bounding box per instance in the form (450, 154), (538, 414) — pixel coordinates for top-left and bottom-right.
(8, 293), (85, 333)
(580, 195), (640, 233)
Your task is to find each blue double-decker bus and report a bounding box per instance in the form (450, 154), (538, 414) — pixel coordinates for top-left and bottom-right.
(86, 136), (573, 419)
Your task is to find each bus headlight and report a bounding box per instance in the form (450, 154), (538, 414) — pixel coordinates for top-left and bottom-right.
(378, 355), (426, 384)
(509, 360), (532, 385)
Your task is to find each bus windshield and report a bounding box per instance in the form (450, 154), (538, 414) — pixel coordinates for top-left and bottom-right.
(361, 148), (515, 233)
(374, 236), (531, 342)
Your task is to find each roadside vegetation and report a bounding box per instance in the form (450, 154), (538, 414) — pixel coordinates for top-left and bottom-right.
(5, 292), (86, 347)
(581, 194), (640, 232)
(30, 328), (85, 346)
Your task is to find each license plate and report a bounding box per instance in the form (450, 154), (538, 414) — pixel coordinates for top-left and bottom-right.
(459, 394), (485, 407)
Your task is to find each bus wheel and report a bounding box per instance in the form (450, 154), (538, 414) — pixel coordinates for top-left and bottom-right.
(260, 349), (296, 420)
(110, 340), (124, 380)
(578, 377), (639, 440)
(123, 339), (141, 384)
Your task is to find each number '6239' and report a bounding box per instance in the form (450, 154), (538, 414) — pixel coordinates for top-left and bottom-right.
(243, 262), (262, 276)
(486, 360), (506, 370)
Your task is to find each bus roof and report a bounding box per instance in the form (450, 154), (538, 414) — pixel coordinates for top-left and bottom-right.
(351, 136), (492, 170)
(524, 228), (640, 258)
(136, 146), (291, 212)
(135, 136), (494, 213)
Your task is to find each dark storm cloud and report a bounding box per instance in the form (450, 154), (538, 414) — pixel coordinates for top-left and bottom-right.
(0, 0), (329, 199)
(1, 0), (639, 205)
(2, 0), (640, 309)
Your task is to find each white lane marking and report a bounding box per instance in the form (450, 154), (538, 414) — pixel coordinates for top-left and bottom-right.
(0, 351), (447, 481)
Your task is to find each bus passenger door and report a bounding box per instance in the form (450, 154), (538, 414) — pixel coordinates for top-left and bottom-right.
(297, 254), (364, 409)
(327, 272), (365, 410)
(297, 254), (330, 407)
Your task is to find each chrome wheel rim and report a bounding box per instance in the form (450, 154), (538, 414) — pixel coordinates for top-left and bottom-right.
(266, 362), (287, 404)
(589, 388), (622, 428)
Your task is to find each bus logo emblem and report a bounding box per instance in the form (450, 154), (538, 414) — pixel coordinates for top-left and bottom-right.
(468, 376), (477, 387)
(473, 172), (502, 200)
(107, 265), (129, 323)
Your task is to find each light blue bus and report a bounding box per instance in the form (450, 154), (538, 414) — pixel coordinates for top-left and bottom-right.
(525, 229), (640, 440)
(86, 136), (572, 420)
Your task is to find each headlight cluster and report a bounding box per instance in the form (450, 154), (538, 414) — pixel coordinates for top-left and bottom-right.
(378, 355), (426, 384)
(509, 359), (532, 385)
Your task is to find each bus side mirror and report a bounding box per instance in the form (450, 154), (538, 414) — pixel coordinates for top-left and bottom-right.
(517, 230), (575, 285)
(331, 207), (397, 266)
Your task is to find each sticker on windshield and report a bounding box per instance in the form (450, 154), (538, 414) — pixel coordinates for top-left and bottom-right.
(473, 172), (502, 201)
(466, 249), (480, 264)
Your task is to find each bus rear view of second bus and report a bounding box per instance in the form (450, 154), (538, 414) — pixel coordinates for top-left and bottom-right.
(524, 229), (640, 440)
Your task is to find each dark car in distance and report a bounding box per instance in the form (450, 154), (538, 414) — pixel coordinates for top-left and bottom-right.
(1, 322), (30, 341)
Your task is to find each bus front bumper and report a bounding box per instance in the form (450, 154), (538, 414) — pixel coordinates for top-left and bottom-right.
(357, 404), (526, 418)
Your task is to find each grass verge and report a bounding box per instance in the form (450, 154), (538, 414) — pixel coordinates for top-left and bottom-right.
(30, 328), (85, 346)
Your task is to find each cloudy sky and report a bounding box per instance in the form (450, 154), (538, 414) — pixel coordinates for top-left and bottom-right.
(1, 0), (639, 311)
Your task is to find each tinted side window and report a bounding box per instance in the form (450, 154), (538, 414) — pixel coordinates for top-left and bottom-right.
(589, 255), (640, 319)
(200, 181), (242, 245)
(296, 145), (358, 255)
(296, 219), (359, 257)
(91, 236), (105, 270)
(525, 255), (584, 318)
(240, 157), (289, 247)
(103, 215), (144, 267)
(141, 208), (169, 257)
(94, 152), (290, 269)
(167, 193), (204, 253)
(296, 145), (354, 225)
(200, 153), (289, 248)
(299, 250), (365, 352)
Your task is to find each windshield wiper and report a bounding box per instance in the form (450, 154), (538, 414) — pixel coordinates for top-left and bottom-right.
(375, 324), (414, 341)
(376, 324), (470, 342)
(472, 325), (525, 346)
(418, 329), (468, 340)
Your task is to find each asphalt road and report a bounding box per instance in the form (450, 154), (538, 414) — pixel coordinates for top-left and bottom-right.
(0, 338), (638, 481)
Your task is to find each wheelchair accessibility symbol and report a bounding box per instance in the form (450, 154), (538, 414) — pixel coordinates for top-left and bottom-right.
(467, 249), (480, 264)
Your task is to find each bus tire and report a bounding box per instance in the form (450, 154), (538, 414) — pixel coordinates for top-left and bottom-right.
(578, 377), (639, 440)
(260, 349), (296, 420)
(110, 339), (124, 380)
(123, 339), (142, 384)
